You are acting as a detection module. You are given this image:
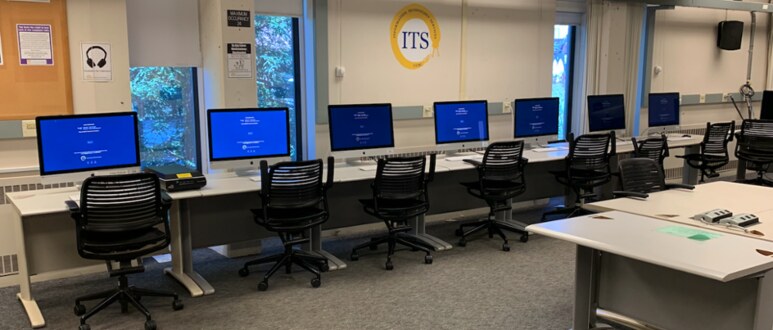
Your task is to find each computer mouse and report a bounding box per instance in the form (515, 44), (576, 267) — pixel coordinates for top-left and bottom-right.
(682, 134), (691, 138)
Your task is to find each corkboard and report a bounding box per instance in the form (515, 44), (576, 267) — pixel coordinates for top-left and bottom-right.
(0, 0), (72, 120)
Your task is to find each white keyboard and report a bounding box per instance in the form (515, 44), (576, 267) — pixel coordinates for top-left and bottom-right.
(615, 140), (631, 146)
(248, 176), (261, 182)
(445, 155), (483, 162)
(532, 147), (558, 153)
(667, 136), (692, 142)
(358, 165), (378, 171)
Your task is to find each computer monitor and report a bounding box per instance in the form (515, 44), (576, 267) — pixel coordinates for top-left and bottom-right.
(433, 100), (490, 152)
(207, 108), (291, 173)
(328, 103), (395, 159)
(36, 112), (141, 185)
(587, 94), (626, 133)
(648, 92), (680, 131)
(513, 97), (560, 147)
(761, 90), (773, 120)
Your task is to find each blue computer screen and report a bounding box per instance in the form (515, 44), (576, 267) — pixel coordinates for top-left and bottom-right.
(587, 94), (626, 132)
(328, 104), (394, 151)
(514, 97), (560, 138)
(648, 93), (680, 127)
(208, 108), (290, 161)
(434, 101), (489, 144)
(36, 113), (140, 175)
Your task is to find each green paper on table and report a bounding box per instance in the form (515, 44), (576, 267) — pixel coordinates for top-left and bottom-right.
(658, 226), (722, 240)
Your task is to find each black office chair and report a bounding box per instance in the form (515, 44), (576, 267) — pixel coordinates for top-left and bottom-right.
(68, 173), (183, 330)
(735, 119), (773, 186)
(542, 132), (615, 221)
(238, 157), (334, 291)
(613, 158), (694, 199)
(454, 141), (530, 251)
(677, 121), (735, 182)
(631, 134), (669, 171)
(350, 155), (436, 270)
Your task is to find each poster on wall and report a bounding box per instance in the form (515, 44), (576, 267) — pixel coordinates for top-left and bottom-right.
(390, 4), (441, 70)
(81, 43), (112, 81)
(16, 24), (53, 66)
(227, 43), (252, 78)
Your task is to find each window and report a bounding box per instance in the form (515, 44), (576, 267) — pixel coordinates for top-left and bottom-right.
(255, 15), (302, 160)
(552, 25), (575, 140)
(130, 67), (199, 170)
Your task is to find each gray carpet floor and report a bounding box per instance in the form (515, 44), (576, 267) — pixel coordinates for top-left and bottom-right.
(0, 208), (576, 330)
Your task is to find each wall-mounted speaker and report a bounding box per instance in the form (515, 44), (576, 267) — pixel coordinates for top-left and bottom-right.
(717, 20), (744, 51)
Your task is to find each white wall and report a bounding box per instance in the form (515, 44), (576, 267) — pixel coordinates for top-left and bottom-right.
(319, 0), (556, 156)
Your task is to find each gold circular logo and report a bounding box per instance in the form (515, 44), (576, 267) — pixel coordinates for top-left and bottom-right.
(390, 3), (441, 70)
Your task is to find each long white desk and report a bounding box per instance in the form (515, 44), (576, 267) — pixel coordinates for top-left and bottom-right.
(584, 181), (773, 241)
(527, 211), (773, 330)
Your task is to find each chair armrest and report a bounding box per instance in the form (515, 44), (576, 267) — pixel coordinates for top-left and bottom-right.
(612, 191), (649, 199)
(665, 183), (695, 190)
(66, 200), (80, 222)
(324, 156), (335, 191)
(160, 191), (173, 211)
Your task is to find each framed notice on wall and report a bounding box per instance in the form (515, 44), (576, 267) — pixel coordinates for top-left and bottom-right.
(16, 24), (53, 65)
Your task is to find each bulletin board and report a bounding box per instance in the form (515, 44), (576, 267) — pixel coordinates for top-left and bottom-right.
(0, 0), (73, 120)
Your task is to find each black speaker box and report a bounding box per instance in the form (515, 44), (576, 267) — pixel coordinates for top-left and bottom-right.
(717, 20), (744, 50)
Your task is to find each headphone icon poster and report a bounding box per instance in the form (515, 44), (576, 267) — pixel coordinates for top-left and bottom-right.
(81, 43), (112, 81)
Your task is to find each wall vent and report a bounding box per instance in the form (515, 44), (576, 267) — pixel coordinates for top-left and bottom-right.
(0, 254), (19, 276)
(0, 181), (75, 205)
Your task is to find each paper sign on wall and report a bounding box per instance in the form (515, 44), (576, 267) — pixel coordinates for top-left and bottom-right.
(227, 10), (251, 27)
(17, 24), (53, 66)
(227, 43), (252, 78)
(81, 43), (112, 81)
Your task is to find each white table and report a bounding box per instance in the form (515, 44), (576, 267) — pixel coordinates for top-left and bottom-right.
(584, 181), (773, 241)
(527, 211), (773, 330)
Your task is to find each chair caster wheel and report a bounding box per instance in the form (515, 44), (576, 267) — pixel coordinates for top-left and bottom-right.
(311, 278), (321, 288)
(74, 304), (86, 316)
(258, 281), (269, 291)
(454, 228), (463, 237)
(385, 260), (394, 271)
(79, 324), (91, 330)
(457, 239), (467, 247)
(172, 299), (184, 311)
(238, 268), (249, 277)
(424, 255), (433, 264)
(520, 234), (529, 243)
(144, 320), (157, 330)
(502, 243), (511, 252)
(350, 253), (359, 261)
(369, 244), (378, 251)
(320, 263), (330, 272)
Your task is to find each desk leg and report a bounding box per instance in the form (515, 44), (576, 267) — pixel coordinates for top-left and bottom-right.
(573, 246), (599, 330)
(682, 145), (700, 185)
(13, 210), (45, 328)
(411, 214), (453, 251)
(753, 269), (773, 330)
(310, 226), (347, 270)
(164, 199), (214, 296)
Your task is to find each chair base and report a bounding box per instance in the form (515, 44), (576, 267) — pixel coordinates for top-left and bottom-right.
(350, 232), (433, 270)
(455, 217), (529, 251)
(74, 275), (182, 330)
(240, 248), (329, 291)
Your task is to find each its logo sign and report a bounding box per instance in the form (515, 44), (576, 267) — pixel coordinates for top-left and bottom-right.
(390, 3), (441, 70)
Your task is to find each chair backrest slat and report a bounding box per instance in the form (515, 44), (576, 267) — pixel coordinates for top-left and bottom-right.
(618, 158), (666, 193)
(481, 141), (526, 182)
(264, 159), (324, 209)
(702, 121), (734, 156)
(80, 173), (164, 232)
(736, 119), (773, 163)
(632, 135), (668, 169)
(375, 157), (427, 200)
(568, 132), (613, 173)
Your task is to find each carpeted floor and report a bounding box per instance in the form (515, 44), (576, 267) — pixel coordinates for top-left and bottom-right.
(0, 208), (577, 330)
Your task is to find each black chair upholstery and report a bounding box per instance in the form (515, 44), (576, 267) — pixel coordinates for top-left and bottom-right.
(735, 119), (773, 186)
(613, 158), (694, 199)
(677, 121), (735, 182)
(350, 155), (436, 270)
(455, 141), (530, 251)
(542, 132), (615, 221)
(239, 157), (334, 291)
(631, 134), (669, 170)
(68, 173), (182, 330)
